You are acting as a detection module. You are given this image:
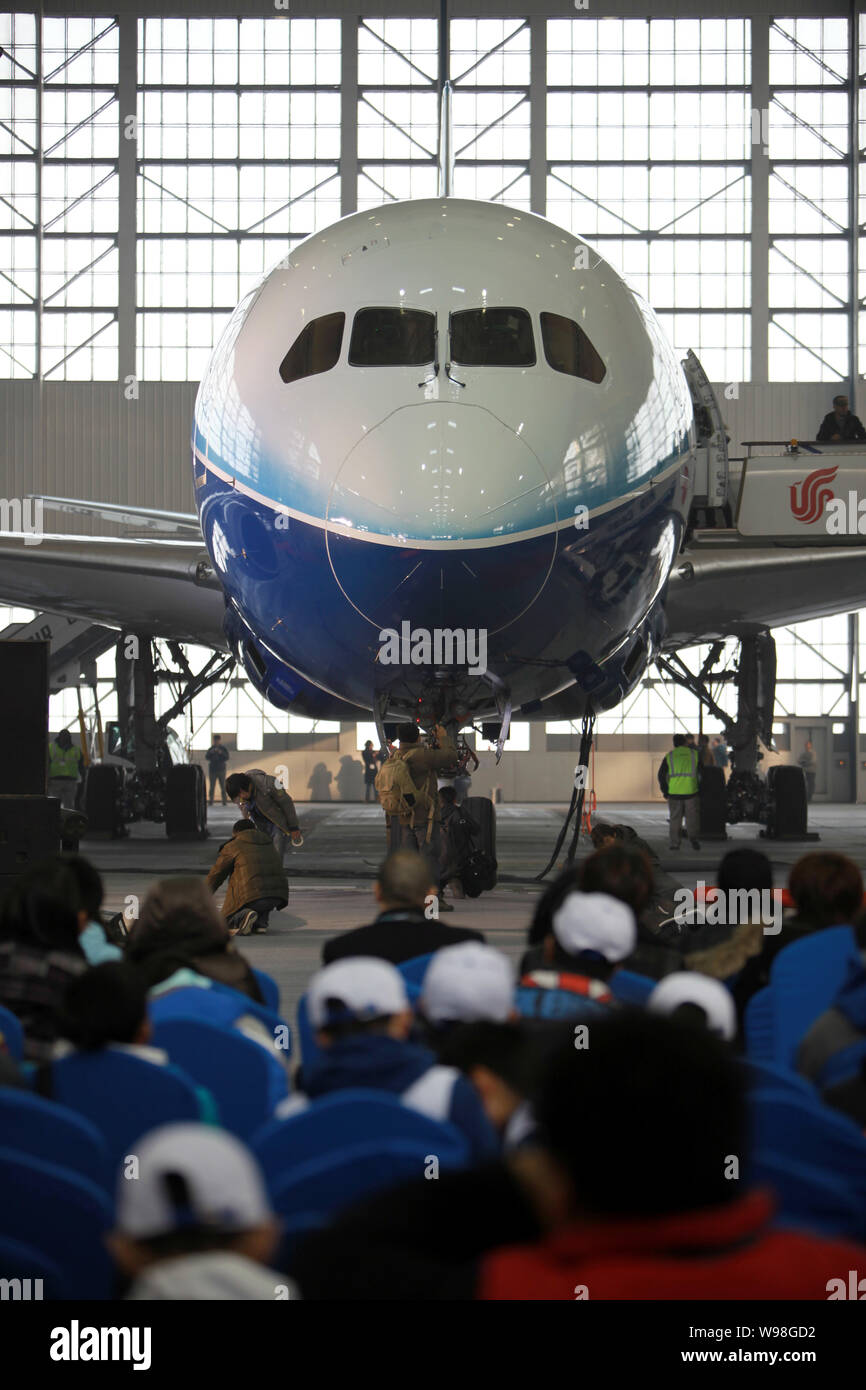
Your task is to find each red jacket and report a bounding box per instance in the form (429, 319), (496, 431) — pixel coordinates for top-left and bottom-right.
(479, 1190), (865, 1300)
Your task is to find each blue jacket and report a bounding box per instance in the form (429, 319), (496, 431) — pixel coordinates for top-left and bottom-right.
(797, 956), (866, 1083)
(79, 921), (123, 966)
(514, 969), (616, 1022)
(834, 960), (866, 1030)
(302, 1033), (498, 1162)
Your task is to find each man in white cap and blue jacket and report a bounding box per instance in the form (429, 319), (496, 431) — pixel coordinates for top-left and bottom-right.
(279, 956), (498, 1163)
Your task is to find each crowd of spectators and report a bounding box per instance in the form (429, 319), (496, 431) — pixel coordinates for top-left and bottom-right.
(0, 835), (864, 1300)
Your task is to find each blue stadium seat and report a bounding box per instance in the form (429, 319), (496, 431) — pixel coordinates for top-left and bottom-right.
(274, 1210), (329, 1261)
(151, 983), (290, 1053)
(769, 926), (859, 1068)
(270, 1139), (456, 1261)
(252, 968), (281, 1014)
(0, 1146), (114, 1299)
(0, 1234), (65, 1300)
(0, 1003), (23, 1060)
(396, 953), (436, 1000)
(296, 993), (322, 1071)
(744, 986), (775, 1061)
(749, 1087), (866, 1209)
(262, 1104), (469, 1265)
(49, 1049), (208, 1170)
(0, 1090), (111, 1189)
(151, 1017), (289, 1137)
(251, 1087), (468, 1191)
(609, 970), (657, 1006)
(748, 1149), (865, 1244)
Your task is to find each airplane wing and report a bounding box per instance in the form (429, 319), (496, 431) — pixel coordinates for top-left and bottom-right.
(662, 536), (866, 646)
(0, 531), (226, 647)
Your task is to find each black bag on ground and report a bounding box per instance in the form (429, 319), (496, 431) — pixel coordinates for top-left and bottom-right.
(460, 849), (498, 898)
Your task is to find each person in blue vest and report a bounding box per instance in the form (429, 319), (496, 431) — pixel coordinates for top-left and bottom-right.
(657, 733), (701, 851)
(48, 728), (83, 809)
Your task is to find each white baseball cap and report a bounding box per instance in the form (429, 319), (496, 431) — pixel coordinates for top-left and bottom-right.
(552, 891), (637, 963)
(648, 972), (737, 1042)
(307, 957), (409, 1029)
(420, 942), (515, 1025)
(115, 1124), (273, 1239)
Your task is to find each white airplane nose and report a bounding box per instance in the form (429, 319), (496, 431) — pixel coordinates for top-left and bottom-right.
(324, 402), (557, 634)
(327, 401), (552, 543)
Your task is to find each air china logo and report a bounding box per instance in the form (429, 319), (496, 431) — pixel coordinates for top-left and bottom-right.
(789, 466), (838, 524)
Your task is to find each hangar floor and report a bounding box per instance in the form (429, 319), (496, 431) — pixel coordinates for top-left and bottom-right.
(84, 801), (866, 1025)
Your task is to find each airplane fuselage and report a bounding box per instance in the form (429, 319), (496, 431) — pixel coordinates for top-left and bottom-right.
(193, 198), (694, 725)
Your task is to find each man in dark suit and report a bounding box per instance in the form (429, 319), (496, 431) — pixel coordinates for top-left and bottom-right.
(322, 850), (485, 965)
(816, 394), (866, 442)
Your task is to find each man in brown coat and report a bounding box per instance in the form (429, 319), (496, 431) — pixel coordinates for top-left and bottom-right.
(225, 769), (303, 865)
(382, 723), (458, 913)
(207, 821), (289, 936)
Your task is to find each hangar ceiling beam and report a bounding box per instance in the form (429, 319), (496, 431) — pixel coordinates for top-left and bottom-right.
(848, 0), (859, 415)
(341, 15), (358, 217)
(118, 13), (136, 384)
(751, 14), (770, 385)
(529, 15), (545, 217)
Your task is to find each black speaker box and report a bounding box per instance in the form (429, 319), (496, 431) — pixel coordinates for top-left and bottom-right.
(0, 795), (62, 905)
(0, 641), (49, 794)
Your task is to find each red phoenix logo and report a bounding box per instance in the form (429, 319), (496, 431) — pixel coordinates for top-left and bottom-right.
(789, 466), (838, 524)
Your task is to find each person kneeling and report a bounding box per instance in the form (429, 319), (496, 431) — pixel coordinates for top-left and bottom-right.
(207, 820), (288, 936)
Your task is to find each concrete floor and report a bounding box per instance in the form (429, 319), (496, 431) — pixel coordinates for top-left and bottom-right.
(85, 800), (866, 1027)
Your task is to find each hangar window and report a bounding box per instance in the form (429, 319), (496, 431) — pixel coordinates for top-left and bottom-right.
(348, 307), (436, 366)
(540, 312), (606, 383)
(449, 307), (535, 367)
(279, 312), (345, 384)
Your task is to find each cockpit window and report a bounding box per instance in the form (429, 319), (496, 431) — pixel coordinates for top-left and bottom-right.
(540, 311), (606, 383)
(279, 312), (345, 384)
(449, 307), (535, 367)
(348, 307), (436, 366)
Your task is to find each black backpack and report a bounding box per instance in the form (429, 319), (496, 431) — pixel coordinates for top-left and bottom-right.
(460, 849), (498, 898)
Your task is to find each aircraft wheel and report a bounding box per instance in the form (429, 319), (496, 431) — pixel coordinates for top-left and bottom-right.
(165, 765), (208, 840)
(83, 764), (125, 838)
(464, 796), (498, 889)
(766, 765), (808, 838)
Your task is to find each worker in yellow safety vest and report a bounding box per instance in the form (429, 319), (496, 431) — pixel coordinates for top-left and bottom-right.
(48, 728), (83, 809)
(657, 733), (701, 852)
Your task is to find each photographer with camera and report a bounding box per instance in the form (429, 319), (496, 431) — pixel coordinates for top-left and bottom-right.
(375, 723), (457, 914)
